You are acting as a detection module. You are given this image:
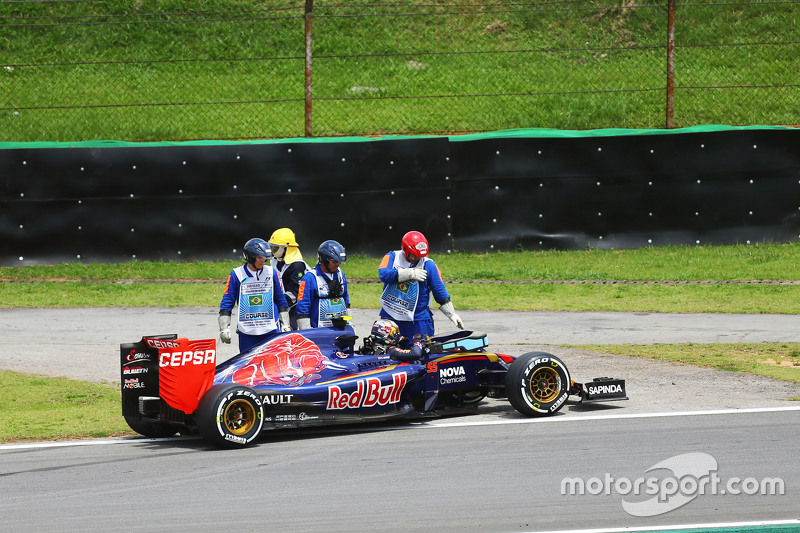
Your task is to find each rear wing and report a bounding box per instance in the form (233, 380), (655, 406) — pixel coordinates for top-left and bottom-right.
(120, 335), (217, 417)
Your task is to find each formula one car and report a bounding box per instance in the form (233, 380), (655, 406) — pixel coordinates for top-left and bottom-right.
(121, 321), (627, 448)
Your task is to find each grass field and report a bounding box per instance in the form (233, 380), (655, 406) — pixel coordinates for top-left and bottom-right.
(2, 243), (800, 443)
(2, 243), (800, 313)
(2, 1), (798, 141)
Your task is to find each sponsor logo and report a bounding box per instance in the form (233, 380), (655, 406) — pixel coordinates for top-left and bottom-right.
(561, 452), (785, 517)
(440, 365), (467, 385)
(275, 414), (297, 422)
(159, 349), (216, 367)
(327, 372), (407, 410)
(126, 350), (151, 363)
(228, 333), (327, 387)
(123, 378), (145, 389)
(123, 367), (148, 375)
(262, 394), (293, 405)
(224, 434), (247, 444)
(145, 339), (181, 349)
(384, 293), (413, 309)
(550, 392), (568, 412)
(245, 312), (273, 320)
(298, 412), (317, 421)
(587, 384), (623, 396)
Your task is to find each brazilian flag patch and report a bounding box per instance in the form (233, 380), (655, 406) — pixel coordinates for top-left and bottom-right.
(397, 283), (410, 293)
(248, 294), (264, 305)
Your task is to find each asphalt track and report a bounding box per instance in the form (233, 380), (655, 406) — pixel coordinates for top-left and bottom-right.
(1, 307), (798, 384)
(2, 409), (799, 532)
(2, 308), (800, 532)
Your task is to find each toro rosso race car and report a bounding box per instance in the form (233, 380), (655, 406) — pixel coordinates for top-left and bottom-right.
(121, 321), (627, 448)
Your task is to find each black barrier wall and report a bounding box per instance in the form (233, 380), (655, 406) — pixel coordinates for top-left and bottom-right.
(1, 126), (798, 266)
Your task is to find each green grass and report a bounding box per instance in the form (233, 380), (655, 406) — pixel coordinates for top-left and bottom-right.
(2, 243), (800, 312)
(2, 1), (798, 141)
(0, 370), (131, 443)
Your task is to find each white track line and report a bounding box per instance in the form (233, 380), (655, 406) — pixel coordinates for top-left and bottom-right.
(528, 518), (800, 533)
(415, 405), (800, 429)
(3, 406), (800, 450)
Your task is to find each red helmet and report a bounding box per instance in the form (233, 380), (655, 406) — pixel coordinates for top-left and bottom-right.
(401, 231), (428, 261)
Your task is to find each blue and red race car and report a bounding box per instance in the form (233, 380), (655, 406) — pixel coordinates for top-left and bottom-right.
(121, 320), (627, 448)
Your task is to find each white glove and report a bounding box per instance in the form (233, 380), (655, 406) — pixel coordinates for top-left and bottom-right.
(397, 268), (414, 282)
(297, 316), (311, 330)
(439, 301), (464, 330)
(397, 268), (427, 283)
(218, 314), (232, 344)
(279, 309), (291, 332)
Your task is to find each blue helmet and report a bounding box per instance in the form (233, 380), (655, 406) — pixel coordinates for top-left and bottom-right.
(371, 319), (400, 346)
(243, 238), (272, 265)
(318, 240), (347, 265)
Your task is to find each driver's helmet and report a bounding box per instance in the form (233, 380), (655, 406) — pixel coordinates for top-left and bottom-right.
(401, 231), (428, 262)
(243, 238), (272, 265)
(268, 228), (298, 259)
(371, 319), (400, 346)
(318, 240), (347, 265)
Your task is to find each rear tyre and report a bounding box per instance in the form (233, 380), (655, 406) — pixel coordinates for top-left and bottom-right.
(196, 384), (264, 448)
(124, 415), (178, 438)
(505, 352), (570, 417)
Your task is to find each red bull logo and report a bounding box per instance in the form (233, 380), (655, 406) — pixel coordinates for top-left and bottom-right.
(327, 372), (407, 410)
(232, 333), (329, 387)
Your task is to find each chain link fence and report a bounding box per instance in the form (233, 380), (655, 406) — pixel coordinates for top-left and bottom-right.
(1, 0), (798, 142)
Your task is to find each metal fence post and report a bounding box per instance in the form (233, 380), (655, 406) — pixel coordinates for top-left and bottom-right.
(304, 0), (314, 137)
(666, 0), (676, 129)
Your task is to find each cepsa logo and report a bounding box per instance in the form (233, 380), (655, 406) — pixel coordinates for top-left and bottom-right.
(327, 372), (407, 410)
(159, 349), (216, 367)
(145, 339), (181, 349)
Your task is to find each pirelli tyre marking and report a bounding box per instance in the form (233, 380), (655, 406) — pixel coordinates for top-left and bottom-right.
(197, 385), (265, 448)
(505, 352), (571, 417)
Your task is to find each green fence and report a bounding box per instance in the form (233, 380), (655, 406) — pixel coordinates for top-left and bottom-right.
(1, 0), (798, 142)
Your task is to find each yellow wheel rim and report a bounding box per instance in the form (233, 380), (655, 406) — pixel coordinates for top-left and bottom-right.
(223, 398), (256, 436)
(528, 367), (560, 403)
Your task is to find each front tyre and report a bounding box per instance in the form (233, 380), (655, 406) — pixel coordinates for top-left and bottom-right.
(505, 352), (570, 417)
(196, 384), (264, 448)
